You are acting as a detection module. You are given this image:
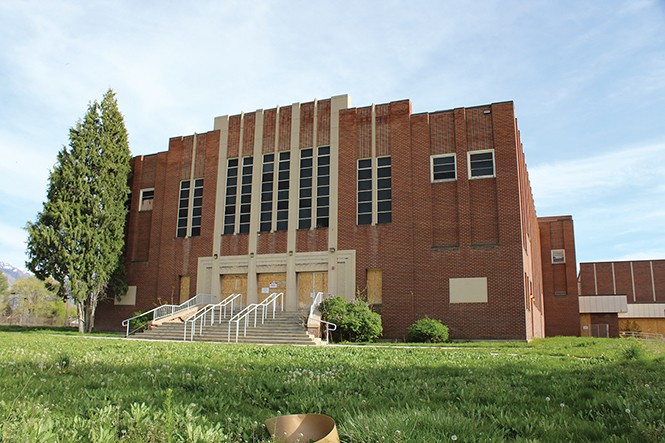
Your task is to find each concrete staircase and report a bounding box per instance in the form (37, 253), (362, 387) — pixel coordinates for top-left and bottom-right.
(129, 311), (320, 345)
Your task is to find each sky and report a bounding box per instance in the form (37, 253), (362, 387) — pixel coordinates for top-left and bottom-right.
(1, 0), (664, 271)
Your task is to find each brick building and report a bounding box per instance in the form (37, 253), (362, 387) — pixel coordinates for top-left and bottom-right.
(95, 94), (562, 340)
(577, 259), (665, 337)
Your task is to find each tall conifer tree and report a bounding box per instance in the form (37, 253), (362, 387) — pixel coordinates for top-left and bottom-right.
(26, 90), (131, 332)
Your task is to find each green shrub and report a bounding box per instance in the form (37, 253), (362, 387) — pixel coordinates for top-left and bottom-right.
(130, 310), (152, 332)
(319, 296), (382, 342)
(407, 316), (449, 343)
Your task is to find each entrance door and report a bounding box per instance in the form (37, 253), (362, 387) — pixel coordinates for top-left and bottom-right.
(257, 273), (287, 303)
(179, 275), (190, 304)
(297, 272), (328, 310)
(221, 274), (248, 308)
(591, 324), (609, 338)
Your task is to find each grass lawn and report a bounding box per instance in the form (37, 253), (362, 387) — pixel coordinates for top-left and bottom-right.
(0, 332), (663, 442)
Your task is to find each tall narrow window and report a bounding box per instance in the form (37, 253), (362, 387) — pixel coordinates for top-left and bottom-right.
(176, 180), (190, 238)
(377, 156), (392, 224)
(316, 146), (330, 228)
(239, 157), (253, 234)
(298, 148), (313, 229)
(469, 150), (495, 178)
(276, 151), (290, 231)
(223, 158), (238, 235)
(190, 179), (203, 236)
(431, 154), (456, 182)
(357, 158), (372, 225)
(260, 154), (274, 232)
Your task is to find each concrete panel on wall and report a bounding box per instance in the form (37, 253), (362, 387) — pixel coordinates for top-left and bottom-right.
(449, 277), (488, 303)
(115, 286), (137, 306)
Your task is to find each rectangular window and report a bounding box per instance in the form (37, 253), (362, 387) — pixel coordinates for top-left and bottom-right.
(431, 154), (456, 182)
(468, 150), (495, 178)
(551, 249), (566, 264)
(139, 188), (154, 211)
(316, 146), (330, 228)
(276, 151), (290, 231)
(176, 180), (189, 238)
(376, 156), (392, 224)
(190, 179), (203, 237)
(223, 158), (239, 235)
(239, 157), (253, 234)
(357, 158), (372, 225)
(260, 154), (274, 232)
(298, 148), (313, 229)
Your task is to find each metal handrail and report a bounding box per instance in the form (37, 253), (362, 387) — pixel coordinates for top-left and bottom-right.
(320, 319), (338, 344)
(307, 291), (337, 344)
(227, 292), (284, 343)
(184, 293), (241, 341)
(121, 293), (214, 337)
(620, 331), (664, 341)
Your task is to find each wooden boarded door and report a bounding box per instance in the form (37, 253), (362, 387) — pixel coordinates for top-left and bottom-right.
(367, 269), (382, 306)
(297, 272), (328, 310)
(257, 273), (287, 303)
(221, 274), (248, 308)
(179, 275), (190, 304)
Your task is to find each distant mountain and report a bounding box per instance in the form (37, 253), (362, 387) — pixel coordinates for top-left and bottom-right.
(0, 261), (32, 286)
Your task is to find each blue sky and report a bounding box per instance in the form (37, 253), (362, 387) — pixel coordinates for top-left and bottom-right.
(1, 0), (664, 270)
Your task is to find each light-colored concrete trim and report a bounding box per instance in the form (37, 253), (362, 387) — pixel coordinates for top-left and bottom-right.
(246, 110), (264, 304)
(271, 107), (280, 232)
(327, 95), (349, 297)
(234, 113), (245, 234)
(311, 100), (318, 227)
(115, 286), (137, 305)
(630, 262), (636, 302)
(286, 103), (301, 310)
(371, 104), (377, 225)
(211, 115), (229, 300)
(651, 261), (656, 301)
(593, 263), (598, 295)
(612, 262), (616, 294)
(186, 134), (197, 237)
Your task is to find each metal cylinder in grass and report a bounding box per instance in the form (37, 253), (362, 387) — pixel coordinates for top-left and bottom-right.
(265, 414), (339, 443)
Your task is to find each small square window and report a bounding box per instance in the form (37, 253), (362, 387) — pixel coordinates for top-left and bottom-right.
(431, 154), (456, 182)
(468, 150), (495, 179)
(551, 249), (566, 264)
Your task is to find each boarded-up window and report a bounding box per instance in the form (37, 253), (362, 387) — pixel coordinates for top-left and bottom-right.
(449, 277), (488, 303)
(367, 269), (382, 305)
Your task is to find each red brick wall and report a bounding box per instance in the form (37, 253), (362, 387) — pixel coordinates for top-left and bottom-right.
(338, 100), (530, 339)
(539, 216), (580, 336)
(95, 130), (220, 330)
(579, 259), (665, 303)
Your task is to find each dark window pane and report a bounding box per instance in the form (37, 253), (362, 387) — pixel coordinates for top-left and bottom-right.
(192, 207), (202, 217)
(299, 198), (312, 208)
(358, 202), (372, 214)
(358, 214), (372, 225)
(378, 178), (391, 189)
(193, 197), (202, 207)
(277, 190), (289, 200)
(278, 180), (289, 190)
(181, 180), (190, 189)
(278, 171), (289, 180)
(191, 216), (201, 226)
(280, 152), (290, 161)
(223, 225), (234, 235)
(194, 178), (204, 187)
(300, 168), (312, 178)
(228, 158), (238, 167)
(260, 222), (271, 232)
(358, 169), (372, 180)
(301, 148), (313, 157)
(226, 176), (237, 186)
(377, 212), (392, 224)
(299, 208), (311, 219)
(178, 219), (188, 228)
(276, 220), (288, 231)
(317, 175), (330, 186)
(240, 214), (250, 223)
(194, 187), (203, 197)
(261, 202), (272, 211)
(177, 227), (187, 238)
(358, 191), (372, 202)
(317, 187), (329, 196)
(318, 155), (330, 166)
(264, 153), (274, 163)
(358, 180), (372, 191)
(239, 224), (249, 233)
(224, 215), (235, 225)
(180, 189), (189, 199)
(240, 204), (251, 213)
(377, 157), (391, 167)
(300, 187), (312, 198)
(262, 172), (273, 182)
(300, 177), (312, 188)
(316, 217), (329, 228)
(471, 152), (492, 161)
(190, 227), (200, 237)
(318, 165), (330, 176)
(317, 196), (329, 206)
(318, 146), (330, 155)
(378, 189), (392, 201)
(317, 207), (329, 217)
(300, 158), (313, 168)
(241, 184), (252, 194)
(358, 158), (372, 169)
(241, 194), (251, 204)
(378, 167), (391, 178)
(277, 200), (288, 210)
(378, 201), (392, 212)
(277, 210), (288, 220)
(225, 195), (235, 205)
(179, 208), (188, 218)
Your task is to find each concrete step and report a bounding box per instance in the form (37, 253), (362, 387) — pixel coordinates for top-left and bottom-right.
(129, 311), (318, 345)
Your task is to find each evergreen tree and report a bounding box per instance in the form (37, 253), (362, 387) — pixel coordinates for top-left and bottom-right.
(26, 90), (131, 332)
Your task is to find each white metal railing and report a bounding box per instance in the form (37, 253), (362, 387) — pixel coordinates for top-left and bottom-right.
(184, 293), (241, 341)
(620, 331), (664, 341)
(121, 293), (214, 337)
(307, 291), (337, 344)
(227, 292), (284, 343)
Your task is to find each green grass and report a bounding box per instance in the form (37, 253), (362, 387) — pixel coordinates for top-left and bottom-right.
(0, 334), (663, 442)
